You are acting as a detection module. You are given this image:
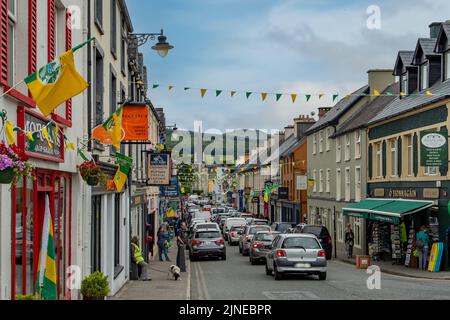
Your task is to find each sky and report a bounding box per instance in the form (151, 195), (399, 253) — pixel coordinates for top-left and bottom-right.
(127, 0), (450, 132)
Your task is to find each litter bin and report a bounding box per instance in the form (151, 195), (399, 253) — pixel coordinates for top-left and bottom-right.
(357, 255), (371, 269)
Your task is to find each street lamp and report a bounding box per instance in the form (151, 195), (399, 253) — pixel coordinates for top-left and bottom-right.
(128, 29), (174, 57)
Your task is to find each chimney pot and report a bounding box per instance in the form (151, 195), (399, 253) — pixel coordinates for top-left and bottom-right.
(429, 22), (442, 38)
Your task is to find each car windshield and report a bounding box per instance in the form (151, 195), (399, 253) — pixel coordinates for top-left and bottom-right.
(196, 224), (217, 229)
(253, 220), (268, 225)
(277, 224), (292, 233)
(249, 226), (271, 234)
(230, 226), (242, 231)
(282, 237), (321, 249)
(195, 232), (221, 239)
(255, 233), (276, 241)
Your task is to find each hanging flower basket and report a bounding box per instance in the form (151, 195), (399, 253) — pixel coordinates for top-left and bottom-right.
(0, 143), (33, 185)
(86, 176), (99, 186)
(78, 160), (101, 186)
(0, 167), (15, 184)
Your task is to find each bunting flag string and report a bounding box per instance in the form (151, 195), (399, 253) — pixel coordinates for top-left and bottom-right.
(145, 83), (440, 104)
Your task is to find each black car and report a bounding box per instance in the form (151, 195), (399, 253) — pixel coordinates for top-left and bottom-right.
(270, 222), (296, 233)
(295, 224), (332, 260)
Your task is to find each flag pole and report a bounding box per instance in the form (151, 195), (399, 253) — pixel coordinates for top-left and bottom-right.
(72, 37), (96, 52)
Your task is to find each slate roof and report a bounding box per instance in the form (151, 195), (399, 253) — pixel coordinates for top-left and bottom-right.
(369, 79), (450, 125)
(280, 136), (307, 158)
(333, 82), (400, 137)
(398, 51), (415, 67)
(414, 38), (439, 59)
(435, 23), (450, 52)
(305, 85), (370, 135)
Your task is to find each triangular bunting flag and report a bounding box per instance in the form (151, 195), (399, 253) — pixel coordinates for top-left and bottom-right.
(276, 94), (282, 102)
(373, 90), (380, 96)
(200, 89), (207, 98)
(216, 90), (222, 97)
(184, 87), (190, 91)
(42, 127), (53, 151)
(65, 142), (75, 151)
(318, 94), (325, 100)
(152, 84), (160, 89)
(28, 132), (39, 152)
(261, 93), (268, 101)
(305, 94), (311, 102)
(230, 91), (236, 97)
(400, 92), (406, 96)
(168, 86), (174, 91)
(27, 131), (34, 142)
(5, 121), (15, 145)
(291, 94), (297, 103)
(426, 91), (432, 95)
(386, 91), (393, 96)
(246, 92), (252, 99)
(332, 94), (339, 102)
(78, 148), (89, 161)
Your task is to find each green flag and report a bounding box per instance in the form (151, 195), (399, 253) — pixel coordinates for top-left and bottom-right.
(305, 94), (311, 102)
(216, 90), (222, 97)
(246, 92), (252, 99)
(332, 94), (339, 102)
(276, 94), (282, 102)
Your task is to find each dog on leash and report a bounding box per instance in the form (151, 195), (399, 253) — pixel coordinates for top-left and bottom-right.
(168, 265), (181, 281)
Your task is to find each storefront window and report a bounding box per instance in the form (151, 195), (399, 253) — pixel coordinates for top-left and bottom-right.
(336, 211), (343, 243)
(354, 218), (362, 248)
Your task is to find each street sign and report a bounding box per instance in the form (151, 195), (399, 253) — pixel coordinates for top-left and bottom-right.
(296, 175), (307, 190)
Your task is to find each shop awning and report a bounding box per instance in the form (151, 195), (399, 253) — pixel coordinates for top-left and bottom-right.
(343, 199), (434, 224)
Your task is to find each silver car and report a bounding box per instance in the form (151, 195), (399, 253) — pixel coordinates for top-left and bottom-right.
(265, 234), (327, 281)
(239, 225), (272, 256)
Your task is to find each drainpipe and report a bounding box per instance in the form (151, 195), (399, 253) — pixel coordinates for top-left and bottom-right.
(87, 0), (92, 152)
(334, 206), (337, 259)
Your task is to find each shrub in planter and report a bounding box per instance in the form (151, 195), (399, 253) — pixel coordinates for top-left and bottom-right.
(0, 143), (33, 184)
(15, 294), (39, 300)
(80, 271), (110, 300)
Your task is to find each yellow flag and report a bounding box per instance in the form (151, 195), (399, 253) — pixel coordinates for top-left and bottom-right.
(426, 91), (432, 95)
(111, 109), (123, 150)
(42, 127), (53, 151)
(168, 86), (174, 91)
(200, 89), (207, 98)
(261, 93), (268, 101)
(27, 131), (34, 142)
(54, 125), (60, 139)
(374, 90), (380, 96)
(66, 143), (75, 151)
(230, 91), (236, 97)
(25, 49), (88, 117)
(291, 94), (297, 103)
(5, 121), (15, 145)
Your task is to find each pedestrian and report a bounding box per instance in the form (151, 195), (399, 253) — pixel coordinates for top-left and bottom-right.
(399, 219), (408, 262)
(157, 225), (171, 262)
(176, 222), (189, 272)
(416, 225), (430, 270)
(130, 236), (151, 281)
(345, 224), (355, 259)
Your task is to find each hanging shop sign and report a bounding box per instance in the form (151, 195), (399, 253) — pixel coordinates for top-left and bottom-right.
(147, 152), (171, 186)
(131, 194), (145, 207)
(122, 104), (149, 141)
(296, 175), (307, 190)
(160, 176), (180, 197)
(278, 187), (289, 200)
(420, 129), (448, 167)
(17, 107), (64, 162)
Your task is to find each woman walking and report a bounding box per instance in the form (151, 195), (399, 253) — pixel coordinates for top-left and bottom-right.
(345, 224), (355, 259)
(157, 225), (171, 262)
(416, 226), (430, 270)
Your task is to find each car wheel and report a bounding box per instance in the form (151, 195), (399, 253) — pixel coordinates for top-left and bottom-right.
(265, 263), (272, 276)
(274, 264), (283, 280)
(319, 272), (327, 281)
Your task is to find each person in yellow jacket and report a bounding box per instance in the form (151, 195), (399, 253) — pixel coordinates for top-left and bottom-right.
(131, 236), (152, 281)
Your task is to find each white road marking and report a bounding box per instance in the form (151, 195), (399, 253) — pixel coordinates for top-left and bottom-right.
(197, 262), (211, 300)
(262, 291), (320, 300)
(186, 254), (191, 300)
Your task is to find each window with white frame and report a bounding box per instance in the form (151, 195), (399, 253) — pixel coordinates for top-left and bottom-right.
(309, 207), (315, 225)
(319, 169), (324, 192)
(345, 134), (351, 161)
(402, 74), (408, 94)
(420, 62), (429, 90)
(345, 168), (351, 201)
(336, 168), (341, 201)
(322, 208), (328, 228)
(313, 170), (317, 192)
(355, 130), (361, 159)
(375, 142), (382, 178)
(355, 166), (361, 202)
(446, 51), (450, 81)
(336, 137), (342, 162)
(354, 218), (362, 248)
(7, 0), (16, 85)
(337, 211), (344, 242)
(319, 131), (324, 153)
(326, 128), (331, 151)
(312, 134), (317, 155)
(390, 138), (397, 177)
(326, 169), (330, 193)
(406, 135), (413, 176)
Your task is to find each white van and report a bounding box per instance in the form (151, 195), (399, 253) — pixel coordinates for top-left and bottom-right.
(223, 218), (246, 240)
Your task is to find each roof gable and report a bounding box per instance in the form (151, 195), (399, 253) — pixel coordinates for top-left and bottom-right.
(394, 51), (414, 76)
(435, 23), (450, 53)
(413, 38), (439, 64)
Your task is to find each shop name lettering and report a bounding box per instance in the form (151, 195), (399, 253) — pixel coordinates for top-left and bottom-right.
(388, 189), (417, 198)
(25, 119), (62, 153)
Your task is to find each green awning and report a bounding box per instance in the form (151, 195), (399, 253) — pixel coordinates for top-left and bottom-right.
(343, 199), (433, 224)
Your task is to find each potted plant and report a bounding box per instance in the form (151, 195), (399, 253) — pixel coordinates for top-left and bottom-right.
(80, 271), (110, 300)
(15, 294), (39, 300)
(78, 160), (100, 186)
(0, 143), (33, 184)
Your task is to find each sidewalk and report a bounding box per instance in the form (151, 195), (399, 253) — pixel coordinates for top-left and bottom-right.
(112, 246), (190, 300)
(339, 257), (450, 280)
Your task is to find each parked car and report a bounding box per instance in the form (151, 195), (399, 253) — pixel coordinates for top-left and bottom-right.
(223, 218), (246, 241)
(239, 213), (253, 219)
(271, 222), (296, 233)
(189, 228), (226, 261)
(249, 231), (280, 265)
(239, 224), (272, 256)
(227, 225), (244, 246)
(294, 224), (333, 260)
(265, 233), (327, 281)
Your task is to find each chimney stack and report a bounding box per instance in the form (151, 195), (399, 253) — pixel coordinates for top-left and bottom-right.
(294, 115), (316, 139)
(367, 69), (395, 101)
(318, 107), (331, 119)
(429, 22), (442, 38)
(284, 125), (295, 139)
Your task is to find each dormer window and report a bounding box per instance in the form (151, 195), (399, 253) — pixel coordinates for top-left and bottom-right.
(402, 74), (408, 94)
(420, 62), (429, 90)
